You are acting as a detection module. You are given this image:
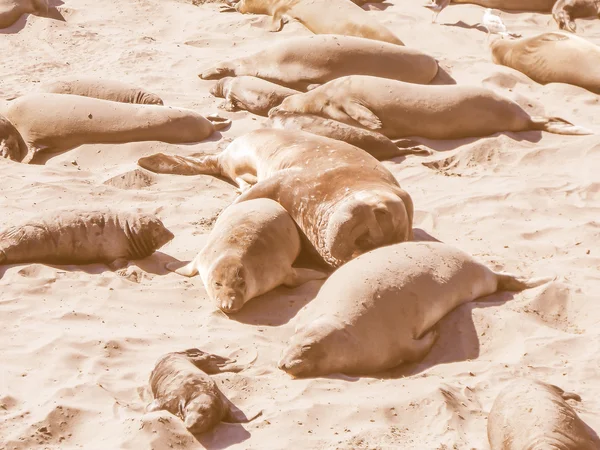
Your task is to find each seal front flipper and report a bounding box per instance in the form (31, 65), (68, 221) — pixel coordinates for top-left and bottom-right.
(392, 139), (433, 156)
(138, 153), (221, 176)
(530, 116), (593, 135)
(405, 328), (439, 363)
(342, 101), (383, 130)
(108, 258), (129, 271)
(233, 170), (295, 204)
(282, 268), (329, 288)
(166, 259), (199, 277)
(269, 10), (289, 32)
(146, 398), (164, 413)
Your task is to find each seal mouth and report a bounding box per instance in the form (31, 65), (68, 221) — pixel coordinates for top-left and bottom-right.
(277, 358), (306, 377)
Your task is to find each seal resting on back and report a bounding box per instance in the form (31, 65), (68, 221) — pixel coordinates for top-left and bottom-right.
(552, 0), (600, 32)
(224, 0), (403, 45)
(0, 114), (27, 162)
(38, 77), (164, 105)
(1, 93), (230, 163)
(200, 35), (439, 91)
(491, 32), (600, 95)
(0, 0), (47, 29)
(148, 348), (260, 434)
(272, 75), (593, 139)
(138, 129), (414, 269)
(487, 379), (599, 450)
(278, 241), (550, 377)
(0, 209), (174, 268)
(166, 198), (327, 314)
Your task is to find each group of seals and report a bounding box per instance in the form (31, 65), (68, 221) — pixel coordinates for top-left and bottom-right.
(0, 0), (47, 29)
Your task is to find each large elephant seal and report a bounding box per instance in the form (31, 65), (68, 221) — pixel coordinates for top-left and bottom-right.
(0, 114), (27, 162)
(138, 129), (414, 269)
(0, 0), (47, 29)
(0, 209), (174, 267)
(227, 0), (403, 45)
(148, 348), (260, 434)
(491, 33), (600, 94)
(200, 35), (439, 91)
(488, 379), (599, 449)
(272, 75), (593, 139)
(38, 78), (164, 105)
(1, 94), (230, 163)
(210, 76), (299, 116)
(269, 110), (432, 160)
(553, 0), (600, 32)
(166, 198), (327, 314)
(278, 241), (551, 377)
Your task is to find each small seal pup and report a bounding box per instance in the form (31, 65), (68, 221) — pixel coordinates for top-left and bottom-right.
(491, 32), (600, 94)
(38, 78), (164, 105)
(488, 379), (599, 450)
(210, 76), (300, 116)
(0, 114), (27, 162)
(552, 0), (600, 32)
(0, 209), (174, 268)
(148, 348), (261, 434)
(200, 34), (439, 91)
(273, 75), (592, 139)
(278, 241), (551, 377)
(166, 199), (327, 314)
(138, 129), (414, 269)
(0, 0), (48, 29)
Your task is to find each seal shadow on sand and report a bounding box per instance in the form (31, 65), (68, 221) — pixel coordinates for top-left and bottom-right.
(441, 20), (489, 33)
(407, 130), (543, 153)
(195, 422), (252, 450)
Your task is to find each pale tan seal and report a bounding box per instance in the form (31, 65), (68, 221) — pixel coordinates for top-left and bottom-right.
(166, 198), (327, 314)
(200, 35), (439, 91)
(0, 113), (27, 162)
(553, 0), (600, 32)
(0, 0), (47, 29)
(269, 110), (432, 160)
(1, 93), (230, 163)
(38, 77), (164, 105)
(273, 75), (593, 139)
(210, 76), (299, 116)
(138, 129), (414, 269)
(148, 348), (261, 434)
(0, 208), (174, 268)
(278, 241), (551, 377)
(488, 379), (599, 450)
(223, 0), (403, 45)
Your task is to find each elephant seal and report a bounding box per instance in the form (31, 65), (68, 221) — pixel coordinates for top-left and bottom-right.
(38, 78), (164, 105)
(273, 75), (592, 140)
(1, 94), (230, 163)
(0, 209), (174, 267)
(0, 114), (27, 162)
(0, 0), (47, 29)
(138, 129), (414, 269)
(491, 32), (600, 94)
(269, 110), (432, 160)
(226, 0), (403, 45)
(488, 379), (599, 450)
(200, 35), (439, 91)
(210, 76), (299, 116)
(553, 0), (600, 32)
(278, 241), (551, 377)
(166, 198), (327, 313)
(148, 348), (261, 434)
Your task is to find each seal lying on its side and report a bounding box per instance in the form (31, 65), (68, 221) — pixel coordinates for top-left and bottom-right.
(0, 0), (47, 29)
(488, 379), (599, 450)
(148, 348), (261, 434)
(1, 94), (230, 163)
(0, 209), (174, 268)
(273, 75), (592, 139)
(491, 32), (600, 94)
(0, 114), (27, 162)
(138, 129), (414, 269)
(552, 0), (600, 32)
(278, 241), (550, 377)
(167, 199), (327, 314)
(38, 77), (164, 105)
(200, 34), (439, 91)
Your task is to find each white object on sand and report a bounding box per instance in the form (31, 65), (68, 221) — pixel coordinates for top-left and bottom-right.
(483, 8), (509, 39)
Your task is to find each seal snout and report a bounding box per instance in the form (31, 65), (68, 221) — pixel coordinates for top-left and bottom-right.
(218, 296), (243, 314)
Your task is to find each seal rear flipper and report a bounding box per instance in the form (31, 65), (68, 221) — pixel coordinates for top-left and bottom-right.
(547, 383), (582, 402)
(342, 101), (383, 130)
(495, 272), (555, 291)
(166, 259), (199, 277)
(531, 116), (593, 135)
(182, 347), (258, 374)
(391, 140), (433, 157)
(269, 12), (288, 32)
(282, 268), (329, 288)
(205, 114), (231, 131)
(138, 153), (221, 176)
(21, 145), (44, 164)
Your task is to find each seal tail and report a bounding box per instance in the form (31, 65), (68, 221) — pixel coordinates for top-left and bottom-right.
(552, 8), (577, 32)
(495, 272), (554, 291)
(138, 153), (221, 176)
(530, 116), (593, 136)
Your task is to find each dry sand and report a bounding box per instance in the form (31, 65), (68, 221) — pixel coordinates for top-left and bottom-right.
(1, 1), (600, 449)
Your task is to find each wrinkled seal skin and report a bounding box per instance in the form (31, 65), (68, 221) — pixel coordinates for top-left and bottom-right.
(279, 241), (551, 377)
(552, 0), (600, 32)
(0, 113), (27, 162)
(38, 78), (164, 105)
(200, 35), (438, 91)
(0, 209), (174, 266)
(0, 0), (48, 29)
(148, 349), (258, 435)
(167, 198), (327, 314)
(491, 33), (600, 95)
(138, 129), (414, 269)
(488, 379), (599, 450)
(273, 75), (592, 139)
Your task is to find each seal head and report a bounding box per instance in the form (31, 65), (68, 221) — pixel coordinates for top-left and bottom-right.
(205, 254), (248, 313)
(126, 215), (174, 259)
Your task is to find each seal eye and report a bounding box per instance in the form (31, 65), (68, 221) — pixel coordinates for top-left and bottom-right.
(214, 282), (222, 287)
